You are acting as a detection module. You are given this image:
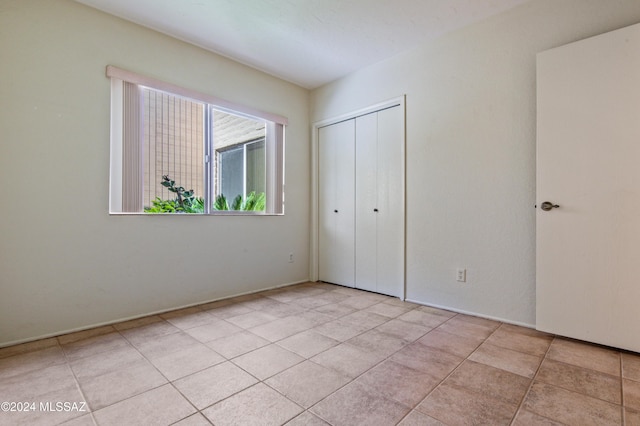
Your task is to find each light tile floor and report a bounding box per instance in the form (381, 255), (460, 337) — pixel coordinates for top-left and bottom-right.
(1, 282), (639, 425)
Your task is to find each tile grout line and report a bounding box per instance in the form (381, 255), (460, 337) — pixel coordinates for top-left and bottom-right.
(94, 324), (176, 419)
(621, 352), (626, 426)
(119, 324), (206, 425)
(191, 286), (363, 424)
(405, 313), (502, 425)
(520, 338), (626, 415)
(117, 302), (304, 423)
(118, 315), (283, 424)
(319, 306), (428, 422)
(505, 334), (626, 423)
(310, 311), (465, 425)
(271, 296), (431, 425)
(161, 286), (356, 424)
(56, 337), (99, 426)
(507, 334), (556, 425)
(256, 294), (408, 422)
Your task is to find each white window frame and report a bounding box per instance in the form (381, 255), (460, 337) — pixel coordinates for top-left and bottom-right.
(107, 66), (286, 215)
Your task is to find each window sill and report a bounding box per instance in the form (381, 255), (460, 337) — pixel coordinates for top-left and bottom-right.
(108, 211), (284, 216)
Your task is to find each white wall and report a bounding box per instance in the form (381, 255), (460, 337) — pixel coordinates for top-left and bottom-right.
(0, 0), (310, 346)
(311, 0), (640, 327)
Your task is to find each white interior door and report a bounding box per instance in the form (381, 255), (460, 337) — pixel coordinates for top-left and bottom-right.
(536, 23), (640, 352)
(318, 120), (355, 287)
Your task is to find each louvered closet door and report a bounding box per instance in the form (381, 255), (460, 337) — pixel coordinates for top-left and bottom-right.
(318, 120), (355, 287)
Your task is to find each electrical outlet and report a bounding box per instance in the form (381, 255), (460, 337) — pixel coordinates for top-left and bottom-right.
(288, 253), (294, 263)
(456, 268), (466, 282)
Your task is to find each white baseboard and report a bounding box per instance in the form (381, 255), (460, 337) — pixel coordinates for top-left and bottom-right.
(404, 298), (536, 329)
(0, 279), (310, 349)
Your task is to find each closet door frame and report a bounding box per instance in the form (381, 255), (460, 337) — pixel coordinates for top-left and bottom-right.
(311, 96), (406, 300)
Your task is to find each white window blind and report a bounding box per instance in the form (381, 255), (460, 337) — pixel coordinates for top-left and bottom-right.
(108, 66), (286, 215)
(122, 82), (143, 213)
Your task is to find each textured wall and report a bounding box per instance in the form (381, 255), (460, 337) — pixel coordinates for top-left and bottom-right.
(311, 0), (640, 326)
(0, 0), (310, 346)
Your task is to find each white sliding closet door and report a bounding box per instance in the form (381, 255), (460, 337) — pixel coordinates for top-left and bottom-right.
(318, 120), (355, 287)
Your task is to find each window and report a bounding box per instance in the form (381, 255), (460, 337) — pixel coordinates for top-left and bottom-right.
(218, 138), (266, 205)
(107, 66), (285, 214)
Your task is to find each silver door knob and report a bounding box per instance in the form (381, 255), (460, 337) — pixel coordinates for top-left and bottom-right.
(540, 201), (560, 211)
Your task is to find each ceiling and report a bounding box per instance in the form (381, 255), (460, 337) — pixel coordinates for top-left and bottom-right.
(75, 0), (530, 89)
